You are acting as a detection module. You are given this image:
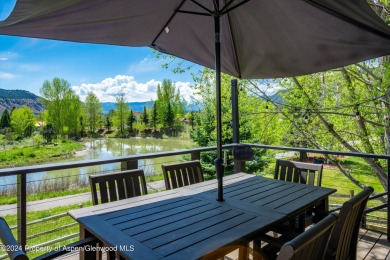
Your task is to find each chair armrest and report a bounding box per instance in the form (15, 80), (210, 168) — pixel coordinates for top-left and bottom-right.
(0, 217), (28, 260)
(34, 236), (99, 260)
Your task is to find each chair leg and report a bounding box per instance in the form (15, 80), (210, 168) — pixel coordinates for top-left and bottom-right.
(253, 239), (262, 260)
(238, 244), (249, 260)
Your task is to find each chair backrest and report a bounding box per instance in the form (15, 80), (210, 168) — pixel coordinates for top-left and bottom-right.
(277, 213), (338, 260)
(327, 186), (374, 260)
(89, 169), (147, 205)
(161, 160), (204, 190)
(0, 217), (28, 260)
(274, 159), (323, 186)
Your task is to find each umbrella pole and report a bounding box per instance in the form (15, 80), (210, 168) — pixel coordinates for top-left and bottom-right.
(214, 6), (224, 202)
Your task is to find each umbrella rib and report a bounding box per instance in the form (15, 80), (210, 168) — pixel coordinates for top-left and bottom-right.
(222, 0), (252, 15)
(190, 0), (213, 14)
(176, 10), (210, 16)
(151, 0), (188, 46)
(225, 6), (242, 78)
(304, 0), (390, 38)
(220, 0), (238, 13)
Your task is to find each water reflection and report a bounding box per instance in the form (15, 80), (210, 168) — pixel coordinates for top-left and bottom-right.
(0, 138), (196, 194)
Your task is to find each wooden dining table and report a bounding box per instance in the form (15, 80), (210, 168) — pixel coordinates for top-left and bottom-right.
(68, 172), (336, 260)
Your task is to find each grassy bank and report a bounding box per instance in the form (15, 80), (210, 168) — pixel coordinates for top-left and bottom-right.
(0, 140), (85, 168)
(1, 202), (92, 259)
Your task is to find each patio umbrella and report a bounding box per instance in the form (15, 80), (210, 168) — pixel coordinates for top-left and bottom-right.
(1, 0), (390, 201)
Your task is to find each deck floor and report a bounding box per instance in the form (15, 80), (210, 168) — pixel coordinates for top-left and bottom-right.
(358, 229), (390, 260)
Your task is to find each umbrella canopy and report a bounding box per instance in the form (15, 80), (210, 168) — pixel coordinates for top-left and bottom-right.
(1, 0), (390, 200)
(1, 0), (390, 78)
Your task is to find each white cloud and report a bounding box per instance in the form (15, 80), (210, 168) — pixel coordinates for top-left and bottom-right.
(0, 51), (18, 61)
(127, 56), (162, 74)
(0, 71), (16, 79)
(175, 81), (201, 103)
(72, 75), (195, 103)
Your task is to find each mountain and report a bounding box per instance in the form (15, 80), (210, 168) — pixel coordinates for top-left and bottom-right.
(101, 101), (202, 114)
(0, 89), (45, 114)
(101, 101), (154, 114)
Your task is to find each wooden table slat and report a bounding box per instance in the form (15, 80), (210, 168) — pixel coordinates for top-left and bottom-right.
(131, 204), (232, 241)
(154, 212), (257, 257)
(144, 208), (245, 248)
(105, 197), (204, 225)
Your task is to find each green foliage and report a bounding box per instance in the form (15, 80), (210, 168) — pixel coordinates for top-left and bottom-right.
(156, 79), (185, 131)
(127, 109), (136, 133)
(10, 106), (35, 138)
(42, 124), (56, 143)
(140, 106), (149, 126)
(189, 68), (271, 173)
(164, 102), (175, 128)
(0, 109), (11, 128)
(113, 92), (129, 134)
(40, 77), (82, 137)
(0, 140), (84, 168)
(105, 110), (114, 131)
(84, 92), (103, 133)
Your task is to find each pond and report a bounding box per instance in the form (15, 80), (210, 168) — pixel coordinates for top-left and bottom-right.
(0, 138), (196, 194)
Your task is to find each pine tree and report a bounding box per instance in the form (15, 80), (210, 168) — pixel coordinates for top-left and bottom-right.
(127, 110), (136, 132)
(151, 102), (158, 130)
(141, 106), (149, 126)
(0, 109), (11, 129)
(164, 102), (175, 128)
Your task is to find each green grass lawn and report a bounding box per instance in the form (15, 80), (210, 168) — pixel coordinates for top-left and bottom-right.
(0, 140), (85, 168)
(1, 201), (93, 259)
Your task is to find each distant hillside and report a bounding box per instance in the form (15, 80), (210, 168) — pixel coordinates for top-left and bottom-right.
(101, 101), (154, 114)
(0, 88), (45, 114)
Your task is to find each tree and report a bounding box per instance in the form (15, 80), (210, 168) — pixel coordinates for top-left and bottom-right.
(10, 106), (35, 138)
(0, 109), (11, 129)
(164, 103), (175, 129)
(105, 110), (115, 131)
(140, 106), (149, 126)
(40, 77), (82, 136)
(63, 90), (82, 136)
(127, 110), (136, 132)
(113, 92), (129, 135)
(42, 124), (56, 143)
(151, 102), (158, 130)
(247, 58), (390, 191)
(84, 93), (103, 133)
(155, 79), (185, 129)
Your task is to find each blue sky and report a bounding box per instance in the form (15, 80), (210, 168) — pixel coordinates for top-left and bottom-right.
(0, 0), (198, 102)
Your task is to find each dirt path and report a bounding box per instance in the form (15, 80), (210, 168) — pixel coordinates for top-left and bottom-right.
(0, 180), (166, 216)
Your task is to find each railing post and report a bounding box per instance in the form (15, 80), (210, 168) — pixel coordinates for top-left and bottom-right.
(231, 79), (239, 144)
(17, 173), (27, 251)
(121, 160), (138, 170)
(388, 158), (390, 241)
(231, 79), (246, 172)
(191, 152), (200, 161)
(234, 160), (246, 173)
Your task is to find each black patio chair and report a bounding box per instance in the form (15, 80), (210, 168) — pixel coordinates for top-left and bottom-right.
(274, 159), (323, 187)
(257, 213), (338, 260)
(161, 160), (204, 190)
(89, 169), (147, 205)
(325, 186), (374, 260)
(254, 160), (325, 252)
(0, 217), (98, 260)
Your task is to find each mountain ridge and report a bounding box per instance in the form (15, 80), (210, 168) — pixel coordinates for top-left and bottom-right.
(0, 88), (45, 114)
